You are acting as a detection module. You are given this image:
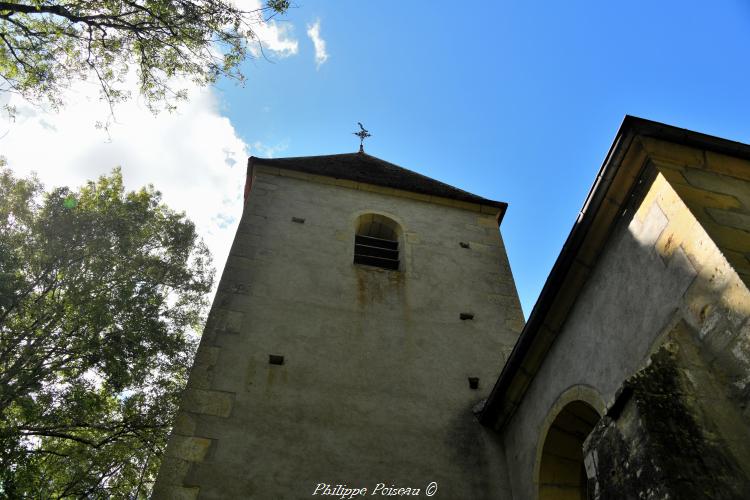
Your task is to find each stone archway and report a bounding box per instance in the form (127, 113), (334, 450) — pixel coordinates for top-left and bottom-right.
(538, 400), (601, 500)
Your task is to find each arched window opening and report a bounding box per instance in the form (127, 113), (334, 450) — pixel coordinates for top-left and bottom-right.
(539, 401), (600, 500)
(354, 214), (400, 271)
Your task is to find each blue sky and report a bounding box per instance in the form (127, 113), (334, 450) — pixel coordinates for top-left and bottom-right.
(3, 1), (750, 318)
(217, 0), (750, 315)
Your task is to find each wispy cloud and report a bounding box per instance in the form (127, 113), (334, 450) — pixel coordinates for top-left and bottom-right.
(251, 140), (289, 158)
(234, 0), (299, 58)
(306, 19), (329, 69)
(251, 17), (298, 58)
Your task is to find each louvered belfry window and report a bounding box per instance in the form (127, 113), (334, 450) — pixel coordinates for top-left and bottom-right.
(354, 214), (400, 271)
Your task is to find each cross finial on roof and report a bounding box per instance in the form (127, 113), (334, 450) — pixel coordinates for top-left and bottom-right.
(353, 122), (371, 153)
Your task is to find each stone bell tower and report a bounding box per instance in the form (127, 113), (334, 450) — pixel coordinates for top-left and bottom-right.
(153, 150), (525, 499)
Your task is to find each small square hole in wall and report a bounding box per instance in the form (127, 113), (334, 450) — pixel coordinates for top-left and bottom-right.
(269, 354), (284, 365)
(468, 377), (479, 390)
(460, 313), (474, 321)
(291, 217), (305, 224)
(459, 242), (470, 249)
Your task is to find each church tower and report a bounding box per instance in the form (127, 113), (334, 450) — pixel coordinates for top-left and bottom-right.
(153, 150), (525, 499)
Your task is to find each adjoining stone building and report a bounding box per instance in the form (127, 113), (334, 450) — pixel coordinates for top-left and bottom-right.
(154, 117), (750, 499)
(480, 117), (750, 499)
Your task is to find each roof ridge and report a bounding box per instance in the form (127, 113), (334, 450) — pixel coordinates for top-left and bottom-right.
(249, 152), (358, 162)
(358, 152), (486, 201)
(250, 151), (505, 210)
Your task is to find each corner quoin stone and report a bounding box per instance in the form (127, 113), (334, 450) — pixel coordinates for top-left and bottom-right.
(182, 389), (234, 418)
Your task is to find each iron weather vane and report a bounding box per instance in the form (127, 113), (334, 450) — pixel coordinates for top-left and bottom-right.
(353, 122), (371, 153)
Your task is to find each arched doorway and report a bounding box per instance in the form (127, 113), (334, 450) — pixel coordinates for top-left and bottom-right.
(538, 400), (600, 500)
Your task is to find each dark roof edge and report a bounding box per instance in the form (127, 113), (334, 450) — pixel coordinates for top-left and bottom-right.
(622, 115), (750, 161)
(248, 153), (508, 218)
(479, 115), (750, 428)
(478, 116), (638, 426)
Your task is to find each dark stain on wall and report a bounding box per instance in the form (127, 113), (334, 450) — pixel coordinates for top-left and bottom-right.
(584, 339), (750, 499)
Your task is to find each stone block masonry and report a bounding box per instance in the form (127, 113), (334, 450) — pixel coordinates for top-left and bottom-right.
(584, 331), (750, 500)
(152, 165), (523, 499)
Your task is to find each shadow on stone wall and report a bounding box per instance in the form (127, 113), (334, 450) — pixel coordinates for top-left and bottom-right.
(577, 171), (750, 499)
(582, 322), (750, 499)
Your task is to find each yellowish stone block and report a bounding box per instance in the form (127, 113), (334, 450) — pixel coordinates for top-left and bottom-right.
(183, 389), (234, 418)
(168, 435), (212, 462)
(706, 151), (750, 182)
(640, 137), (705, 168)
(477, 216), (498, 228)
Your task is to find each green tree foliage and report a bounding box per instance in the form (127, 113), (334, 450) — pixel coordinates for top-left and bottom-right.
(0, 0), (290, 112)
(0, 167), (214, 497)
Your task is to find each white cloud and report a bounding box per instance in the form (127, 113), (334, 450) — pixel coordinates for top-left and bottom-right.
(252, 20), (298, 57)
(242, 0), (299, 58)
(0, 3), (299, 298)
(306, 19), (329, 69)
(0, 79), (254, 298)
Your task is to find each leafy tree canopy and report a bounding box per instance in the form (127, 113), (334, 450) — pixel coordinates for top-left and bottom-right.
(0, 166), (214, 498)
(0, 0), (290, 112)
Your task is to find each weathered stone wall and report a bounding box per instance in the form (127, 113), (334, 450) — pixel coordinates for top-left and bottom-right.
(152, 166), (523, 499)
(642, 137), (750, 287)
(501, 169), (750, 500)
(583, 325), (750, 499)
